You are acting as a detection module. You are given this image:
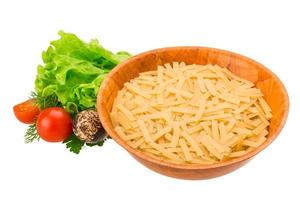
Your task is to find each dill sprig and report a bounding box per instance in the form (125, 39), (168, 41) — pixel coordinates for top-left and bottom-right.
(29, 91), (61, 109)
(24, 124), (40, 143)
(24, 91), (60, 144)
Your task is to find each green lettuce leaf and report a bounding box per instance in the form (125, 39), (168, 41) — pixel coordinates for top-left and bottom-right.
(35, 31), (131, 114)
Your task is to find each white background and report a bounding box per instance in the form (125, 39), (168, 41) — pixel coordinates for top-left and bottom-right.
(0, 0), (299, 199)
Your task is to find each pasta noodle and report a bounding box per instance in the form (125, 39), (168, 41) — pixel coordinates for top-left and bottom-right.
(110, 63), (272, 164)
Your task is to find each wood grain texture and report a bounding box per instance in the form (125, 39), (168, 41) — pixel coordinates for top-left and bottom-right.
(97, 47), (289, 180)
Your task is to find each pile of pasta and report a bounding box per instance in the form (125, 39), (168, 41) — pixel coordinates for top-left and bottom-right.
(110, 62), (272, 164)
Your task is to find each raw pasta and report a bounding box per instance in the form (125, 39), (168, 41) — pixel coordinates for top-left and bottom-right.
(110, 62), (272, 164)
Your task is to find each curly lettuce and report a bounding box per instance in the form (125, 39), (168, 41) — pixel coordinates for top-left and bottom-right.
(35, 31), (131, 113)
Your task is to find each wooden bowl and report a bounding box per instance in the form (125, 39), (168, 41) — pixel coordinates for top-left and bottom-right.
(97, 47), (289, 179)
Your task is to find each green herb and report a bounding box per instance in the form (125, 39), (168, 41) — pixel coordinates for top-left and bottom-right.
(24, 124), (40, 143)
(30, 91), (61, 109)
(63, 134), (109, 154)
(63, 134), (85, 154)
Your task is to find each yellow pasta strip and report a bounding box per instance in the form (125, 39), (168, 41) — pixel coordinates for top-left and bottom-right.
(200, 121), (212, 136)
(226, 119), (236, 132)
(136, 79), (157, 86)
(176, 76), (185, 89)
(164, 133), (173, 141)
(234, 102), (253, 114)
(150, 142), (181, 160)
(137, 120), (153, 143)
(229, 150), (247, 157)
(166, 147), (182, 153)
(131, 106), (149, 114)
(142, 112), (167, 120)
(252, 123), (268, 135)
(187, 123), (203, 134)
(226, 135), (246, 147)
(211, 120), (220, 141)
(237, 96), (251, 103)
(204, 79), (218, 96)
(250, 118), (262, 126)
(232, 127), (252, 136)
(242, 137), (266, 148)
(164, 69), (177, 78)
(116, 112), (132, 130)
(164, 63), (172, 69)
(125, 82), (151, 99)
(152, 126), (172, 141)
(130, 137), (145, 148)
(126, 132), (142, 140)
(169, 107), (198, 114)
(203, 92), (211, 99)
(197, 76), (207, 93)
(167, 87), (193, 99)
(142, 148), (161, 155)
(201, 72), (219, 78)
(220, 132), (235, 144)
(258, 97), (272, 112)
(248, 113), (258, 119)
(205, 102), (232, 113)
(116, 104), (135, 121)
(258, 129), (269, 137)
(114, 126), (128, 141)
(181, 130), (204, 157)
(240, 116), (255, 129)
(209, 65), (231, 87)
(217, 92), (240, 105)
(205, 134), (230, 153)
(179, 138), (192, 162)
(198, 135), (223, 160)
(170, 122), (180, 147)
(186, 99), (206, 123)
(254, 102), (270, 125)
(200, 113), (232, 121)
(218, 121), (227, 143)
(248, 107), (258, 113)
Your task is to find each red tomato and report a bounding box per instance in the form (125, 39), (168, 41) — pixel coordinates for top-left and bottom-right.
(13, 99), (40, 124)
(36, 107), (72, 142)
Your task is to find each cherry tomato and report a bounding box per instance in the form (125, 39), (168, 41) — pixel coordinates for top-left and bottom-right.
(36, 107), (72, 142)
(13, 99), (40, 124)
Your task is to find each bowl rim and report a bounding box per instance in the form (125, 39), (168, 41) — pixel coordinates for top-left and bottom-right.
(97, 46), (289, 170)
